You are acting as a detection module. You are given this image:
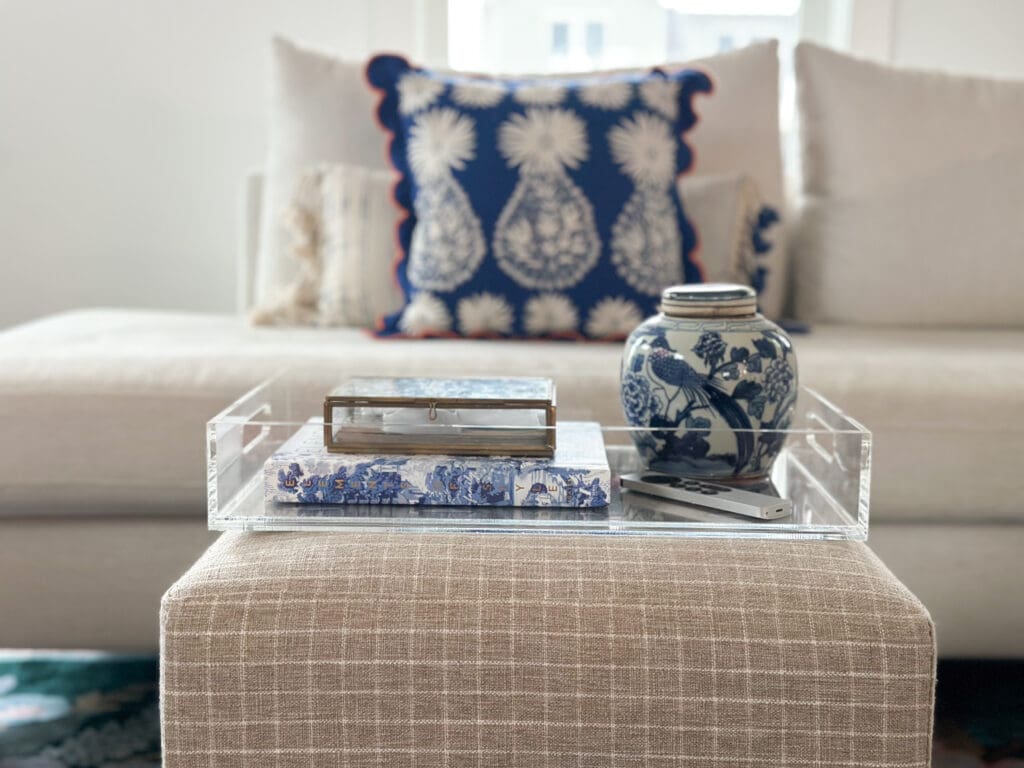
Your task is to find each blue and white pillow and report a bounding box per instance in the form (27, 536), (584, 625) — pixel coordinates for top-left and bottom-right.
(366, 55), (712, 340)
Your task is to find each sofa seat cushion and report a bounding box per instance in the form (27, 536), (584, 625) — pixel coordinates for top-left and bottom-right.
(793, 325), (1024, 524)
(0, 309), (628, 516)
(1, 309), (1021, 523)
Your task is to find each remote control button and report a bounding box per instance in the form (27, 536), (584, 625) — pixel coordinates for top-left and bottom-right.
(699, 488), (718, 495)
(641, 474), (675, 484)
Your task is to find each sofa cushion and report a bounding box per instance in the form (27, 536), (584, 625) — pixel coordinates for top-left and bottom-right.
(678, 172), (778, 299)
(256, 38), (390, 311)
(1, 310), (1021, 523)
(794, 42), (1024, 327)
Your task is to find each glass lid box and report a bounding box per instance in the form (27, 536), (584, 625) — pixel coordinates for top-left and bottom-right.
(323, 376), (557, 457)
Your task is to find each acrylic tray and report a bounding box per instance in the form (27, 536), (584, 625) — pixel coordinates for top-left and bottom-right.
(208, 377), (871, 539)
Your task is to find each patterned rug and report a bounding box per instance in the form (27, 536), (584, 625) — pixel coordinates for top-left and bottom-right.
(0, 652), (1020, 766)
(0, 652), (159, 768)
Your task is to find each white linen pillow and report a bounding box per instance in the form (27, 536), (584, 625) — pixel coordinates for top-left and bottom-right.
(794, 42), (1024, 327)
(255, 38), (788, 323)
(256, 37), (389, 307)
(248, 169), (322, 327)
(679, 172), (776, 296)
(317, 165), (403, 327)
(251, 164), (402, 329)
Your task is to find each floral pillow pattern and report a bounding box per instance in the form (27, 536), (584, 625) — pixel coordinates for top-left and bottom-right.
(366, 55), (712, 339)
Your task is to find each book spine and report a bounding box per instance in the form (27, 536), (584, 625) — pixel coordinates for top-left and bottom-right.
(265, 456), (609, 508)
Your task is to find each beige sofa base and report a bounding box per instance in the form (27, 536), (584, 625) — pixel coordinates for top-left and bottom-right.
(0, 516), (215, 651)
(870, 523), (1024, 658)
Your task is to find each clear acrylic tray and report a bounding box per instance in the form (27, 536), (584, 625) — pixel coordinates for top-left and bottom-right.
(208, 377), (871, 539)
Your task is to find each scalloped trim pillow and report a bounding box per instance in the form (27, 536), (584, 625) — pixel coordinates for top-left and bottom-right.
(366, 55), (712, 340)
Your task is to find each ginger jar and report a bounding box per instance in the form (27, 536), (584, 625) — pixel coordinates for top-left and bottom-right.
(620, 283), (798, 481)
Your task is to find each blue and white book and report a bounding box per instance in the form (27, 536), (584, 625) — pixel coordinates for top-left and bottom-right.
(265, 420), (610, 508)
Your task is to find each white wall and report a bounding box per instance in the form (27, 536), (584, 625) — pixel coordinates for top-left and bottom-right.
(889, 0), (1024, 78)
(0, 0), (432, 329)
(845, 0), (1024, 76)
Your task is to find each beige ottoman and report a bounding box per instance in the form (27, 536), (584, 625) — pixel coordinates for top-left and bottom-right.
(161, 533), (935, 767)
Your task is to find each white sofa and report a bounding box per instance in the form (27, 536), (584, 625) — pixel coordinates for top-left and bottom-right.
(4, 40), (1024, 654)
(1, 303), (1023, 655)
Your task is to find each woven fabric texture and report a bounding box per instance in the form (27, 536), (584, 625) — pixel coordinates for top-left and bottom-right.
(161, 533), (935, 768)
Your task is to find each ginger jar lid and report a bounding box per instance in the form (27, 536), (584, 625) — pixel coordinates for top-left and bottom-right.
(659, 283), (757, 319)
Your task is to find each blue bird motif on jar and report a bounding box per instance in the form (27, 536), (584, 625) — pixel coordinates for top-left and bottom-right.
(620, 284), (798, 481)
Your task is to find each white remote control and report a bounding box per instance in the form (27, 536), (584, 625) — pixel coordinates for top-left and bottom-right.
(619, 472), (793, 520)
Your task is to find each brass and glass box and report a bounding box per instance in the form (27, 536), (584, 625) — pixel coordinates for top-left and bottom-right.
(323, 377), (557, 457)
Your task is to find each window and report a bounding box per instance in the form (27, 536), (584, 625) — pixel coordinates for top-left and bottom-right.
(443, 1), (855, 178)
(585, 22), (604, 58)
(448, 0), (802, 74)
(552, 22), (570, 55)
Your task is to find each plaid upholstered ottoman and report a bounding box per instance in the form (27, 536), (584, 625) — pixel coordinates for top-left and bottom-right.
(160, 532), (935, 768)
